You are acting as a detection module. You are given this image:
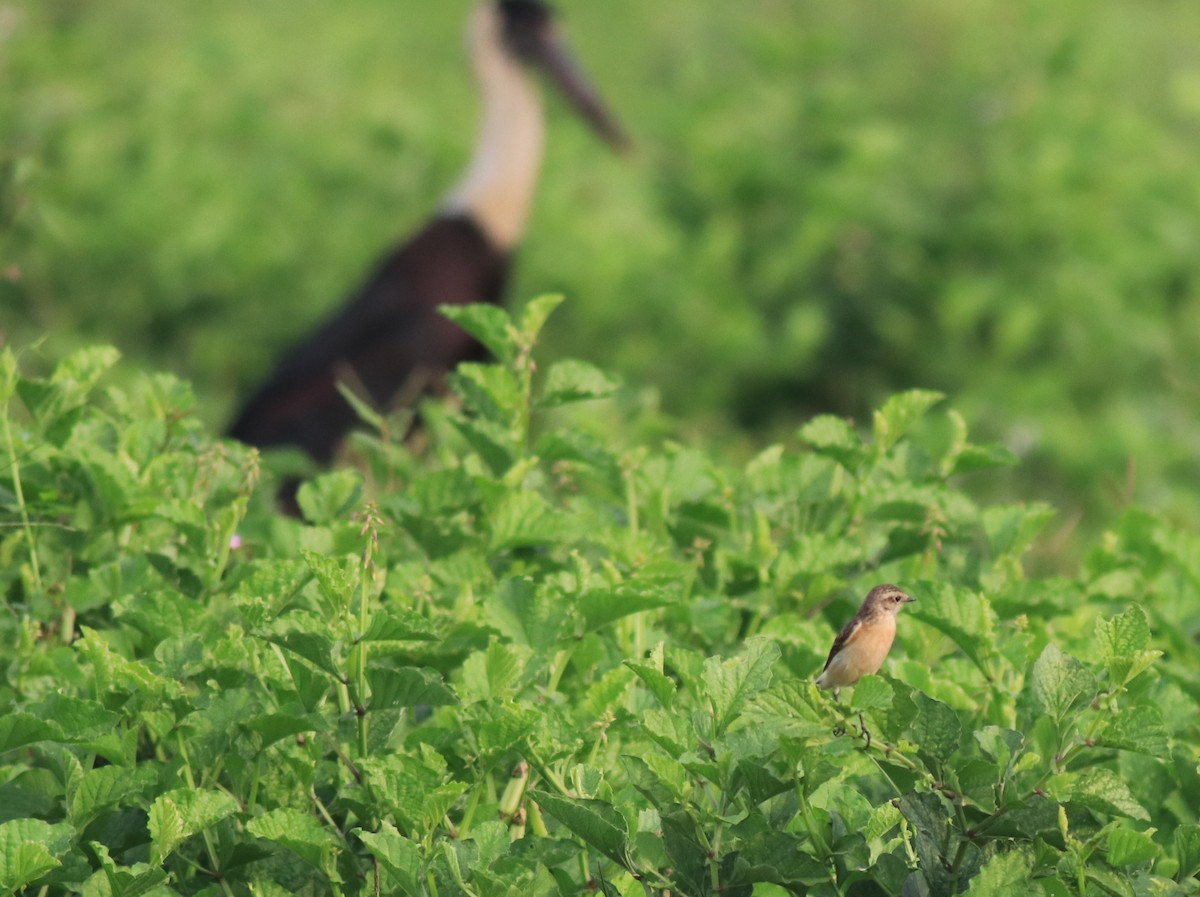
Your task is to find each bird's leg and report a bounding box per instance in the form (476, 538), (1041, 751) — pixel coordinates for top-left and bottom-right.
(850, 712), (872, 750)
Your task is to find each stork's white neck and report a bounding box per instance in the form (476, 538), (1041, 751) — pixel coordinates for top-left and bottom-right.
(442, 4), (545, 251)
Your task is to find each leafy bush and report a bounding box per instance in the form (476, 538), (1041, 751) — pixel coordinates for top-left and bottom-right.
(4, 0), (1199, 560)
(2, 301), (1198, 895)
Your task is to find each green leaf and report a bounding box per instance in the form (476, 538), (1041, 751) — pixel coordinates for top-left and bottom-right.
(537, 359), (620, 409)
(262, 629), (340, 679)
(1066, 768), (1149, 821)
(484, 577), (569, 650)
(1095, 705), (1169, 757)
(334, 379), (385, 431)
(1105, 826), (1160, 867)
(68, 765), (152, 829)
(367, 667), (458, 710)
(517, 294), (565, 345)
(797, 415), (862, 467)
(440, 303), (517, 364)
(359, 823), (424, 895)
(0, 819), (73, 892)
(461, 641), (528, 702)
(487, 491), (574, 552)
(1030, 643), (1097, 722)
(51, 345), (121, 401)
(1174, 823), (1200, 880)
(703, 637), (780, 735)
(296, 469), (362, 523)
(0, 713), (61, 754)
(301, 550), (358, 609)
(449, 363), (522, 425)
(247, 808), (339, 871)
(910, 691), (962, 765)
(149, 788), (240, 863)
(578, 587), (673, 633)
(1094, 606), (1161, 687)
(963, 847), (1033, 896)
(626, 643), (677, 708)
(531, 791), (629, 866)
(908, 581), (996, 674)
(872, 389), (944, 452)
(848, 675), (893, 713)
(360, 608), (439, 642)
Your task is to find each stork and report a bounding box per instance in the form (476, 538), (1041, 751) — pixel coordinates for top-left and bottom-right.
(227, 1), (628, 504)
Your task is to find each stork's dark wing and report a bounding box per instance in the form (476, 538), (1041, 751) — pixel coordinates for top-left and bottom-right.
(228, 214), (509, 464)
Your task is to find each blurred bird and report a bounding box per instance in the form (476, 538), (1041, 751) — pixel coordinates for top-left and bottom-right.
(227, 1), (628, 508)
(816, 583), (916, 698)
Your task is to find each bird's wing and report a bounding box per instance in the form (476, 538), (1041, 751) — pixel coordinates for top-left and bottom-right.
(821, 615), (864, 672)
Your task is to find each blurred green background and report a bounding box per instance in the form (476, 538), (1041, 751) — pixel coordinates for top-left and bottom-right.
(3, 0), (1199, 567)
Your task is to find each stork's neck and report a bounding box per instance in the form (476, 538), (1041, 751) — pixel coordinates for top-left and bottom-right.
(443, 10), (545, 251)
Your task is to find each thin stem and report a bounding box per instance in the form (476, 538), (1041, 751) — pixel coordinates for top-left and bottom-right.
(2, 410), (44, 596)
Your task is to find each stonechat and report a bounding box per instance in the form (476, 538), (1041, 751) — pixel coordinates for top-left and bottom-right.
(816, 583), (916, 698)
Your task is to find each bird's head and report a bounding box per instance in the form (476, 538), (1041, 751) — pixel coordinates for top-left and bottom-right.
(471, 1), (630, 151)
(863, 583), (916, 618)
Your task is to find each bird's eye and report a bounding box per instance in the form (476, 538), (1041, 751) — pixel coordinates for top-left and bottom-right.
(893, 594), (903, 602)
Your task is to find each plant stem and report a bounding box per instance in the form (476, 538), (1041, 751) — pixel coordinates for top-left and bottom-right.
(2, 410), (44, 596)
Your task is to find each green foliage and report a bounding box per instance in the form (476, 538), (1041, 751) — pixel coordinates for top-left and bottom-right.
(2, 303), (1199, 895)
(3, 0), (1199, 564)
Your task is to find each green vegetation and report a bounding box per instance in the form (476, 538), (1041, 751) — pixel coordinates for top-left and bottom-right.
(3, 0), (1200, 893)
(3, 0), (1199, 562)
(2, 301), (1199, 895)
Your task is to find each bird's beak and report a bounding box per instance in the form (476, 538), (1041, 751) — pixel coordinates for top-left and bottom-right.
(905, 595), (917, 603)
(529, 25), (632, 152)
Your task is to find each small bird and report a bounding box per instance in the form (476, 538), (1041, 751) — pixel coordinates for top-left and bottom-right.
(816, 583), (916, 699)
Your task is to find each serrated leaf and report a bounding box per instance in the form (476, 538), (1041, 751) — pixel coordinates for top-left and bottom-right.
(301, 550), (358, 608)
(0, 713), (61, 754)
(537, 359), (619, 409)
(359, 822), (423, 895)
(626, 643), (677, 708)
(487, 491), (573, 552)
(642, 708), (691, 755)
(246, 712), (321, 750)
(68, 765), (151, 829)
(440, 303), (516, 364)
(531, 791), (629, 866)
(484, 577), (569, 650)
(911, 691), (962, 765)
(461, 641), (527, 702)
(849, 675), (893, 712)
(367, 667), (457, 710)
(1030, 643), (1097, 722)
(1106, 827), (1160, 867)
(963, 847), (1033, 896)
(247, 808), (339, 871)
(449, 363), (522, 425)
(1096, 705), (1169, 757)
(262, 630), (340, 679)
(703, 638), (779, 735)
(52, 345), (121, 403)
(1095, 606), (1161, 687)
(149, 789), (239, 863)
(360, 608), (438, 642)
(1067, 768), (1149, 821)
(0, 819), (72, 892)
(872, 389), (944, 452)
(578, 587), (673, 633)
(908, 582), (996, 674)
(798, 415), (862, 467)
(296, 469), (362, 523)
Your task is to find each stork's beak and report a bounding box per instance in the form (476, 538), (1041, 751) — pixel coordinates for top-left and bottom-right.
(529, 25), (632, 152)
